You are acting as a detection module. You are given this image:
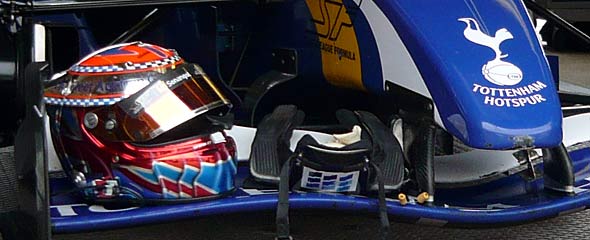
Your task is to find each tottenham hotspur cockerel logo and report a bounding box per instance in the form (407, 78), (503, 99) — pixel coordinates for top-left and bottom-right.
(458, 18), (523, 86)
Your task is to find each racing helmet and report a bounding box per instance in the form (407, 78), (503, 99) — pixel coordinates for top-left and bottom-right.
(44, 42), (237, 203)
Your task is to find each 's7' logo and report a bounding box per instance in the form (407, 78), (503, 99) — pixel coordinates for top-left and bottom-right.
(309, 0), (354, 41)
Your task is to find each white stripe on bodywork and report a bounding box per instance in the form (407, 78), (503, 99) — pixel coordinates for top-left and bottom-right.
(46, 115), (63, 172)
(54, 204), (84, 217)
(562, 112), (590, 147)
(353, 0), (445, 128)
(354, 0), (430, 97)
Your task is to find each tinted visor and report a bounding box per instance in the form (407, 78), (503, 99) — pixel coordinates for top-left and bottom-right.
(46, 63), (231, 142)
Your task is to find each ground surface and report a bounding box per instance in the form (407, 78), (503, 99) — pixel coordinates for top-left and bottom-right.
(550, 50), (590, 88)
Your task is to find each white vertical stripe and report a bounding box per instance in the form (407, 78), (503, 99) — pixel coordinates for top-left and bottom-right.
(358, 1), (431, 97)
(358, 2), (446, 128)
(33, 24), (46, 62)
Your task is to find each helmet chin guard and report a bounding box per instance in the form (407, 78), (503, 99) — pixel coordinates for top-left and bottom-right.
(45, 42), (237, 203)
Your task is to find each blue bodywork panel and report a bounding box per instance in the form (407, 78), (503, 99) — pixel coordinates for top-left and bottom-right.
(374, 0), (562, 149)
(50, 146), (590, 232)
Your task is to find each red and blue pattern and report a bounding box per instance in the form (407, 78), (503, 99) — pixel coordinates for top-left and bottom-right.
(69, 42), (183, 75)
(118, 156), (236, 199)
(115, 136), (237, 199)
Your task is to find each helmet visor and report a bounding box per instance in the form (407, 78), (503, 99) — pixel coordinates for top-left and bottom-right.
(92, 64), (230, 142)
(46, 63), (231, 142)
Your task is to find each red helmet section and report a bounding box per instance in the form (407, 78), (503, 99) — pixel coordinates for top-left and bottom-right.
(71, 42), (183, 75)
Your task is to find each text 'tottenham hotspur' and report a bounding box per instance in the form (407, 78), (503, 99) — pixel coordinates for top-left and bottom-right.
(472, 81), (547, 107)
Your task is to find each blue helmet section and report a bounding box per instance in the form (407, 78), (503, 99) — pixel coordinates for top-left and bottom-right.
(376, 0), (562, 149)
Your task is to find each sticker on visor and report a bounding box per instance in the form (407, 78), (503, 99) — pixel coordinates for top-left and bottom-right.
(86, 69), (231, 142)
(129, 80), (194, 138)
